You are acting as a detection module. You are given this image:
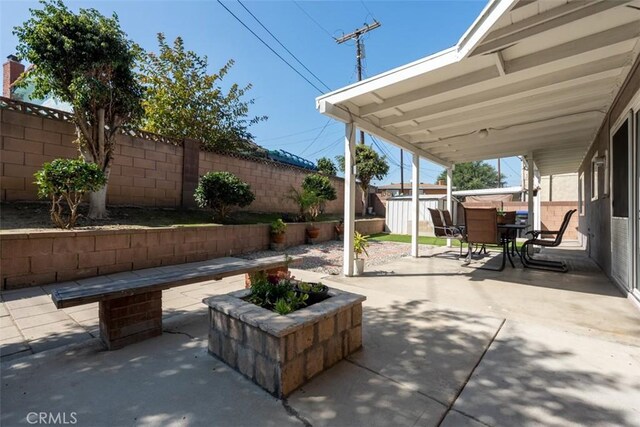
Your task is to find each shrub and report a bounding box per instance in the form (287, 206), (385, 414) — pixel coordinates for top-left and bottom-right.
(302, 174), (337, 202)
(194, 171), (255, 221)
(316, 157), (337, 175)
(34, 158), (106, 229)
(285, 187), (318, 222)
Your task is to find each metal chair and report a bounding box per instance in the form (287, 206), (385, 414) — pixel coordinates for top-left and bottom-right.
(464, 207), (514, 271)
(521, 209), (577, 272)
(428, 208), (466, 257)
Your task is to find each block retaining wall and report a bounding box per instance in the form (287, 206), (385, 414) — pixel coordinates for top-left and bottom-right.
(0, 218), (385, 290)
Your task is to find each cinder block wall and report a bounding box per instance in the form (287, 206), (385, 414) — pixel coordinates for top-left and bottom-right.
(0, 102), (363, 213)
(0, 218), (385, 290)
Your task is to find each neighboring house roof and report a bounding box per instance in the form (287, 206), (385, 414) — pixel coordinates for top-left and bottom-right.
(317, 0), (640, 176)
(452, 186), (523, 197)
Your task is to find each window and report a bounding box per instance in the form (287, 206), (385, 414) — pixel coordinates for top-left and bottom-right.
(611, 119), (629, 218)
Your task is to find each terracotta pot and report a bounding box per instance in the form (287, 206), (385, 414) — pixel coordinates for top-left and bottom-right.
(271, 233), (285, 244)
(307, 226), (320, 239)
(497, 216), (506, 225)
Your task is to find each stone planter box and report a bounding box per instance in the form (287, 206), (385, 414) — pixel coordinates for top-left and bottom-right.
(203, 287), (366, 397)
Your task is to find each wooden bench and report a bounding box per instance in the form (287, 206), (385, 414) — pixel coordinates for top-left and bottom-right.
(51, 255), (300, 350)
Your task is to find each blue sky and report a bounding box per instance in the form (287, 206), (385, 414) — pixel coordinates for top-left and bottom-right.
(1, 0), (523, 187)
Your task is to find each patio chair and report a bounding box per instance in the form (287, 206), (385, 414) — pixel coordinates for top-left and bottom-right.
(428, 208), (465, 257)
(521, 209), (577, 273)
(463, 207), (514, 271)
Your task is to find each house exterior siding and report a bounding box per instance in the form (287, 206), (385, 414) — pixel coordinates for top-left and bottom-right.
(578, 55), (640, 283)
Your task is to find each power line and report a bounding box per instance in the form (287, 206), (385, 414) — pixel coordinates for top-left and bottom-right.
(237, 0), (331, 92)
(293, 1), (336, 40)
(299, 118), (332, 156)
(216, 0), (325, 94)
(258, 122), (339, 143)
(359, 0), (375, 20)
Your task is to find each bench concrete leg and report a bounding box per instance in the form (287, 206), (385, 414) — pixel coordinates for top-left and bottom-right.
(99, 291), (163, 350)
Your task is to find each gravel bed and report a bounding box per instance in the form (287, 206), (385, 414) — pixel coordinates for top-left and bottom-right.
(242, 239), (437, 275)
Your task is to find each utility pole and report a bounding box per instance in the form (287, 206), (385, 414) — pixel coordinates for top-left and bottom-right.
(497, 158), (501, 188)
(336, 20), (381, 145)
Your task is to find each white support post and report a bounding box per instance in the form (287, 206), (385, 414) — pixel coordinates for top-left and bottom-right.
(343, 123), (356, 277)
(446, 166), (453, 248)
(527, 154), (535, 231)
(534, 165), (542, 232)
(411, 154), (420, 257)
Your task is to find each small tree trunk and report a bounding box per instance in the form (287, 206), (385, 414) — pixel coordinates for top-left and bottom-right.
(88, 184), (109, 219)
(361, 185), (368, 217)
(87, 109), (108, 219)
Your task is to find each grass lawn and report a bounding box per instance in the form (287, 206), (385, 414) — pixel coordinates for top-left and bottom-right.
(368, 233), (447, 246)
(368, 233), (524, 251)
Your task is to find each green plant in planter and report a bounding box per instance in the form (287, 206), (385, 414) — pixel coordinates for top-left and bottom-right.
(353, 231), (370, 259)
(270, 218), (287, 235)
(286, 187), (318, 222)
(247, 271), (308, 314)
(34, 158), (106, 229)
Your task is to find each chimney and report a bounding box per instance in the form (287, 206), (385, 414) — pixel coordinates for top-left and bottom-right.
(3, 55), (25, 98)
(437, 179), (445, 186)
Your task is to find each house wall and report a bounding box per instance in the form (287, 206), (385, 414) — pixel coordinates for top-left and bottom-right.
(578, 55), (640, 278)
(0, 100), (362, 214)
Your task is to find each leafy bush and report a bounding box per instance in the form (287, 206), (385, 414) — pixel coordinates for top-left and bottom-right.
(316, 157), (337, 175)
(34, 158), (106, 228)
(194, 172), (255, 221)
(302, 174), (337, 202)
(300, 174), (337, 221)
(285, 187), (319, 222)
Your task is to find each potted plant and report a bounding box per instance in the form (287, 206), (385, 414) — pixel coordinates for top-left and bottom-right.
(294, 281), (329, 304)
(334, 220), (344, 240)
(497, 209), (507, 225)
(353, 231), (369, 275)
(270, 218), (287, 244)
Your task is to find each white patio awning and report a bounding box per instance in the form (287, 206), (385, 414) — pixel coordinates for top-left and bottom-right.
(317, 0), (640, 175)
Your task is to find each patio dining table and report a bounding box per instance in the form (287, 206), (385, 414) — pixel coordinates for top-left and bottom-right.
(498, 223), (528, 269)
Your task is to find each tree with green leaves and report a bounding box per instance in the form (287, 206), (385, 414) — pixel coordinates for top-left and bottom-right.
(137, 33), (266, 153)
(436, 161), (506, 190)
(14, 0), (143, 219)
(302, 174), (337, 202)
(337, 145), (389, 216)
(316, 157), (337, 176)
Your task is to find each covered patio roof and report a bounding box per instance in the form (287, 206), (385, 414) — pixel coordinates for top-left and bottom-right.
(317, 0), (640, 175)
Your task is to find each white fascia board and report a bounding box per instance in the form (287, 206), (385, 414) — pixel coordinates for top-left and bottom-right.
(452, 186), (523, 197)
(315, 48), (459, 107)
(456, 0), (518, 59)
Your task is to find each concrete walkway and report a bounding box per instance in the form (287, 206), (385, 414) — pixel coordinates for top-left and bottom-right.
(1, 246), (639, 427)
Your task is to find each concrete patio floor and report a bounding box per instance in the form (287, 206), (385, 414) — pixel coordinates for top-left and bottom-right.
(1, 245), (639, 427)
